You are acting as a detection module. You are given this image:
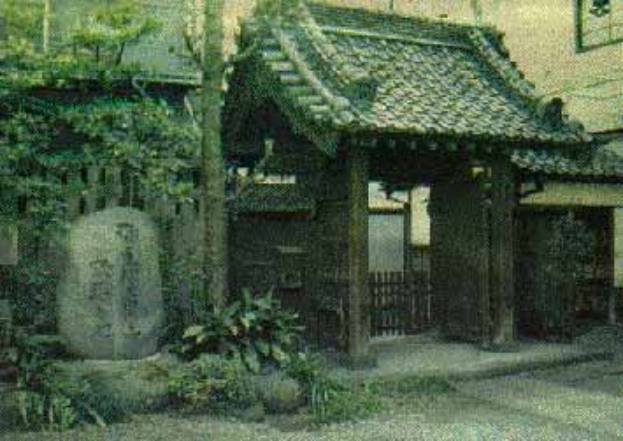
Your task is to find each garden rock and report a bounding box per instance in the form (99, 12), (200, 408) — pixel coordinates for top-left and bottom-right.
(53, 353), (178, 419)
(57, 207), (163, 360)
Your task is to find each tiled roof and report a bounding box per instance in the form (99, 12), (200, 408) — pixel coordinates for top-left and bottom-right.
(241, 2), (589, 151)
(234, 183), (314, 214)
(512, 147), (623, 178)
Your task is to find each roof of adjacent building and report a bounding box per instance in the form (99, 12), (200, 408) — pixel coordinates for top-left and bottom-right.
(237, 2), (590, 151)
(512, 144), (623, 178)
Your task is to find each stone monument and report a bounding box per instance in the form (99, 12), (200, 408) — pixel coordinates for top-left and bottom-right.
(57, 207), (164, 359)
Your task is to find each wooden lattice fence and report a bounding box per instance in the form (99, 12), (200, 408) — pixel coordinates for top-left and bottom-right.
(370, 271), (431, 336)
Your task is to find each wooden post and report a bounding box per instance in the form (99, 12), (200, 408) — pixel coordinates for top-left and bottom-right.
(574, 0), (584, 52)
(490, 157), (516, 345)
(404, 189), (413, 273)
(608, 208), (617, 325)
(346, 146), (370, 361)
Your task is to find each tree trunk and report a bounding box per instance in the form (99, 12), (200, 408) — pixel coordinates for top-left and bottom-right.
(202, 0), (227, 309)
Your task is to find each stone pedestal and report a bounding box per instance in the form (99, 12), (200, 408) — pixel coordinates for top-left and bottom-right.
(57, 207), (163, 360)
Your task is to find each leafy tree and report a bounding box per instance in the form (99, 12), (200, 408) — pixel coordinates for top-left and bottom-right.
(69, 0), (160, 66)
(196, 0), (295, 309)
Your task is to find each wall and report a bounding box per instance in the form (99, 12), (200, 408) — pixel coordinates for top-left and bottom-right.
(368, 213), (404, 272)
(229, 215), (311, 296)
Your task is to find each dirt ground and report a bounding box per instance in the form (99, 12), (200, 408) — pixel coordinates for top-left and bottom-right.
(2, 359), (622, 441)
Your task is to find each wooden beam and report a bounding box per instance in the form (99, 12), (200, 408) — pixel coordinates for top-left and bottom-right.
(490, 157), (516, 345)
(346, 145), (370, 359)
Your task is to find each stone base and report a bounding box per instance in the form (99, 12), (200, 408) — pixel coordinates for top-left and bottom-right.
(69, 335), (159, 360)
(53, 353), (179, 416)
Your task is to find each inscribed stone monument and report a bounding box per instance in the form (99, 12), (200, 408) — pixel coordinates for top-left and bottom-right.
(57, 207), (163, 359)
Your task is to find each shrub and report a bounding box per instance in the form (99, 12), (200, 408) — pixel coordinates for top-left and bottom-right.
(168, 354), (260, 413)
(11, 333), (93, 431)
(286, 352), (383, 423)
(176, 290), (304, 373)
(367, 375), (455, 397)
(312, 384), (382, 424)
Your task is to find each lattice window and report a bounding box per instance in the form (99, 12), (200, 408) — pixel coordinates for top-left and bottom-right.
(575, 0), (623, 52)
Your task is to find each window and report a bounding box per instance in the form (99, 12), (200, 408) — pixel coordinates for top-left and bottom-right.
(575, 0), (623, 52)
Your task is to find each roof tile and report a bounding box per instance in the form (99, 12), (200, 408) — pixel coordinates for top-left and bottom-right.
(242, 2), (588, 147)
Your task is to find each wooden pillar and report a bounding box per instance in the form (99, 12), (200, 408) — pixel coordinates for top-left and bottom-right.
(490, 157), (516, 344)
(404, 189), (413, 273)
(608, 208), (619, 325)
(346, 146), (370, 360)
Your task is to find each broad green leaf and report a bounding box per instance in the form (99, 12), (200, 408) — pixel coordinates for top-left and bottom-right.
(182, 325), (204, 339)
(243, 348), (260, 373)
(255, 340), (270, 357)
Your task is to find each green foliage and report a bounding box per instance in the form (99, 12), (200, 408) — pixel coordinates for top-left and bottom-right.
(10, 333), (90, 431)
(285, 352), (383, 423)
(60, 98), (200, 201)
(254, 0), (300, 18)
(542, 212), (595, 335)
(549, 212), (594, 278)
(0, 97), (198, 226)
(0, 0), (45, 69)
(0, 0), (160, 93)
(70, 0), (161, 66)
(310, 382), (382, 424)
(160, 251), (206, 342)
(168, 354), (259, 412)
(0, 97), (199, 330)
(367, 375), (455, 397)
(177, 290), (304, 373)
(0, 0), (198, 333)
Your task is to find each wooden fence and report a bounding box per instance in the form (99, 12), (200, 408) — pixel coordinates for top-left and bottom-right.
(370, 271), (431, 337)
